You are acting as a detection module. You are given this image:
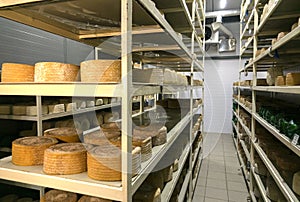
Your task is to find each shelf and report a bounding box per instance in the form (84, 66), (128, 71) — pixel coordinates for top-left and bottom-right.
(234, 99), (252, 114)
(0, 156), (123, 201)
(252, 141), (299, 201)
(236, 143), (250, 188)
(192, 139), (202, 169)
(240, 0), (255, 22)
(241, 36), (254, 56)
(178, 171), (191, 202)
(131, 106), (156, 118)
(132, 111), (191, 193)
(162, 85), (203, 94)
(136, 0), (204, 71)
(240, 9), (255, 40)
(251, 167), (271, 202)
(232, 121), (238, 134)
(244, 26), (300, 71)
(0, 83), (160, 97)
(234, 111), (251, 137)
(161, 143), (190, 201)
(253, 86), (300, 95)
(240, 140), (251, 162)
(192, 153), (203, 189)
(253, 113), (300, 157)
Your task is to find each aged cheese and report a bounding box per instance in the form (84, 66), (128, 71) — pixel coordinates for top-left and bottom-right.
(87, 145), (122, 181)
(48, 104), (65, 114)
(173, 159), (179, 172)
(12, 136), (58, 166)
(34, 62), (79, 82)
(43, 143), (90, 175)
(133, 68), (164, 85)
(95, 98), (104, 106)
(12, 105), (27, 115)
(86, 100), (95, 108)
(133, 185), (161, 202)
(134, 124), (167, 146)
(80, 60), (121, 83)
(1, 63), (34, 82)
(65, 103), (77, 112)
(275, 76), (285, 86)
(162, 165), (173, 182)
(266, 66), (283, 86)
(0, 104), (11, 115)
(75, 100), (86, 109)
(286, 73), (300, 86)
(103, 112), (119, 123)
(26, 105), (48, 116)
(103, 98), (109, 105)
(293, 171), (300, 195)
(44, 127), (81, 143)
(43, 190), (77, 202)
(277, 32), (288, 41)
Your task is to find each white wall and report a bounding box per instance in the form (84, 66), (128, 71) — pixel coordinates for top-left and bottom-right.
(204, 58), (240, 133)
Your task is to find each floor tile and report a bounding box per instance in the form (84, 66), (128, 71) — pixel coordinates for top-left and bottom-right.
(206, 178), (227, 189)
(194, 185), (206, 196)
(227, 181), (248, 193)
(205, 187), (228, 200)
(226, 166), (241, 174)
(224, 152), (236, 157)
(205, 197), (228, 202)
(226, 173), (245, 183)
(208, 155), (224, 161)
(192, 195), (204, 202)
(197, 177), (207, 186)
(207, 171), (226, 180)
(228, 190), (249, 201)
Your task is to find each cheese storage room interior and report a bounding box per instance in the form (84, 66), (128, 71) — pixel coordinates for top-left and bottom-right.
(0, 0), (299, 201)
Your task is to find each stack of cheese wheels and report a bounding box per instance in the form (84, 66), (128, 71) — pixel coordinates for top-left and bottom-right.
(1, 63), (34, 82)
(43, 143), (91, 175)
(133, 184), (161, 202)
(132, 135), (152, 162)
(34, 62), (79, 82)
(133, 123), (167, 146)
(42, 190), (77, 202)
(286, 73), (300, 86)
(0, 104), (11, 115)
(87, 144), (121, 181)
(293, 171), (300, 196)
(275, 76), (285, 86)
(80, 60), (121, 83)
(26, 105), (48, 116)
(12, 136), (58, 166)
(78, 196), (112, 202)
(44, 127), (82, 143)
(108, 137), (142, 176)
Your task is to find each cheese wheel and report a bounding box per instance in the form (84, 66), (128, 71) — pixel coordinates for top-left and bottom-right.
(275, 76), (285, 86)
(12, 136), (58, 166)
(26, 105), (48, 116)
(34, 62), (79, 82)
(162, 165), (173, 182)
(80, 60), (121, 83)
(271, 38), (277, 45)
(134, 124), (167, 147)
(97, 114), (104, 125)
(48, 104), (65, 114)
(87, 145), (121, 181)
(80, 118), (91, 131)
(286, 73), (300, 86)
(43, 143), (90, 175)
(12, 105), (26, 115)
(86, 100), (95, 108)
(293, 171), (300, 195)
(75, 100), (86, 109)
(84, 130), (119, 145)
(44, 190), (77, 202)
(44, 127), (81, 143)
(103, 98), (109, 105)
(65, 103), (77, 112)
(173, 159), (179, 172)
(0, 104), (11, 115)
(95, 99), (104, 106)
(78, 196), (112, 202)
(103, 112), (119, 123)
(1, 63), (34, 82)
(277, 32), (288, 41)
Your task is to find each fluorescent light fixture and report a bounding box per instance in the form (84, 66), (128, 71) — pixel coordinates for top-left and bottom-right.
(220, 0), (227, 9)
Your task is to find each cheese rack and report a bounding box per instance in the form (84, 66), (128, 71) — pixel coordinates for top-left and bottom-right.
(233, 0), (300, 201)
(0, 0), (205, 201)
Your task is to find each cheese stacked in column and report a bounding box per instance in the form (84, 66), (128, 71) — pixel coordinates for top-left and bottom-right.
(42, 190), (77, 202)
(1, 63), (34, 82)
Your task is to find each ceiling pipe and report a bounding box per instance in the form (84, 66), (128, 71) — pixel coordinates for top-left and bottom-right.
(205, 9), (240, 18)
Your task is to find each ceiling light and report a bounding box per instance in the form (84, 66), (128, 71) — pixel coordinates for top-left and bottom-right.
(220, 0), (227, 9)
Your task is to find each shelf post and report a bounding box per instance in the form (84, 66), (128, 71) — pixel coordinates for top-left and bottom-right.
(121, 0), (133, 201)
(36, 96), (43, 136)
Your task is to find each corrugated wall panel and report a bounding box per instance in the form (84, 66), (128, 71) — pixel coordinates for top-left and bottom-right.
(0, 17), (94, 67)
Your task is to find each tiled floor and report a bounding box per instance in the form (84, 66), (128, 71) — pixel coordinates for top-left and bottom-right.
(192, 133), (250, 202)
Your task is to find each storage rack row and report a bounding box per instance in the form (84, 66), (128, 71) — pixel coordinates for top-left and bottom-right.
(234, 0), (300, 201)
(0, 0), (206, 201)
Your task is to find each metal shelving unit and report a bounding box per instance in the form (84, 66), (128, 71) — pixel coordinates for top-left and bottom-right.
(0, 0), (205, 201)
(236, 0), (300, 201)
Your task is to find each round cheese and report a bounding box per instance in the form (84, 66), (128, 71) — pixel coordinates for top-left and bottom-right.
(293, 171), (300, 195)
(1, 63), (34, 82)
(43, 190), (77, 202)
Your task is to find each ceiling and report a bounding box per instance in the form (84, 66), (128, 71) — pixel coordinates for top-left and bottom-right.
(206, 0), (242, 12)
